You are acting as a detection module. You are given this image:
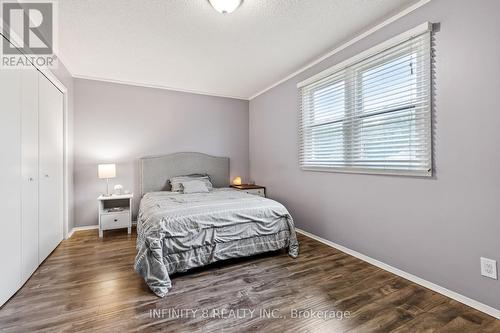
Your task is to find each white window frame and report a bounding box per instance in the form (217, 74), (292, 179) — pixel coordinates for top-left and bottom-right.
(298, 22), (433, 177)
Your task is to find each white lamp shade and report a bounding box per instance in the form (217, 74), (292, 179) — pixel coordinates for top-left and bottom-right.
(98, 164), (116, 179)
(209, 0), (242, 14)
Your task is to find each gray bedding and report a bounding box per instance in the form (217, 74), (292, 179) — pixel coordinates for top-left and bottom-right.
(134, 188), (299, 297)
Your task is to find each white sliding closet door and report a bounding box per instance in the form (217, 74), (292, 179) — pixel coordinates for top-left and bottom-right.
(21, 65), (39, 282)
(38, 72), (64, 263)
(0, 64), (23, 306)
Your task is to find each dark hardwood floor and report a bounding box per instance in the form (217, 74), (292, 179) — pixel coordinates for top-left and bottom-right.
(0, 228), (498, 333)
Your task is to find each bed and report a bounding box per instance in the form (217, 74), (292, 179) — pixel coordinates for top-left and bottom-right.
(134, 152), (299, 297)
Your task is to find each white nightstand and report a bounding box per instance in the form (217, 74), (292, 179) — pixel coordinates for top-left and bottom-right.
(230, 184), (266, 197)
(98, 193), (133, 238)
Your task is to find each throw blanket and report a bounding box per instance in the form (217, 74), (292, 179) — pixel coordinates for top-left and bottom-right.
(134, 189), (299, 297)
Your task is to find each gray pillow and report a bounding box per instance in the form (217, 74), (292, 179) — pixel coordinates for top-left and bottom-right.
(169, 174), (213, 192)
(181, 180), (209, 194)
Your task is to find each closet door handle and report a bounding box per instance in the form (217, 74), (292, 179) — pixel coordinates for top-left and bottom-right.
(28, 177), (34, 182)
(44, 174), (50, 178)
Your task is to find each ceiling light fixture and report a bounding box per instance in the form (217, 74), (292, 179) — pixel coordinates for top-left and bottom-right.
(208, 0), (243, 14)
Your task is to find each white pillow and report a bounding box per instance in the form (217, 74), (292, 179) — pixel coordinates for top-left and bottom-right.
(181, 180), (210, 194)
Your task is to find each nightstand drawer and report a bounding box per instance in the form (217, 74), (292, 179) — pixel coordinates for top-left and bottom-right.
(243, 188), (265, 197)
(101, 212), (130, 229)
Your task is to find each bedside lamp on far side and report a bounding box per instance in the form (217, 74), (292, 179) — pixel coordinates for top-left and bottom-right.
(98, 164), (116, 196)
(232, 176), (242, 186)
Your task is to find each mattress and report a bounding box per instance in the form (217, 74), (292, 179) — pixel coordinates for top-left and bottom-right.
(134, 188), (299, 297)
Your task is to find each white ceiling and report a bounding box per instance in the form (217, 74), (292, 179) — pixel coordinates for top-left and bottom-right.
(58, 0), (419, 99)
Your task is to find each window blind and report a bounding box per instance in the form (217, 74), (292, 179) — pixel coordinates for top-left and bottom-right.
(298, 26), (432, 176)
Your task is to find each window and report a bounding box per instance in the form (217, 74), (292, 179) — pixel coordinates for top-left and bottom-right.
(298, 24), (432, 176)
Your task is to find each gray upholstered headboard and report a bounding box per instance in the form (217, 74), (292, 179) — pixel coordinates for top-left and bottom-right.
(139, 152), (230, 197)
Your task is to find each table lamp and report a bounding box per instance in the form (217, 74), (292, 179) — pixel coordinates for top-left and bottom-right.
(98, 164), (116, 196)
(232, 176), (242, 186)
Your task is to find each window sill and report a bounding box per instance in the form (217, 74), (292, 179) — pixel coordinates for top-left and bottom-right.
(300, 166), (432, 178)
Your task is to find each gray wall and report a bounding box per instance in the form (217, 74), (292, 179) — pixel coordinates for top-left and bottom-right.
(74, 79), (249, 227)
(249, 0), (500, 310)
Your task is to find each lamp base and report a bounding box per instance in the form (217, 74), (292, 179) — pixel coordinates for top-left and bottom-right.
(104, 178), (112, 197)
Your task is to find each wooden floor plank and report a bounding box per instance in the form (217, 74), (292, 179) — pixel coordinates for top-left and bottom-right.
(0, 228), (497, 332)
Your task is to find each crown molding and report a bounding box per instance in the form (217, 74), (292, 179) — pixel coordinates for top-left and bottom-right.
(73, 74), (249, 101)
(249, 0), (432, 100)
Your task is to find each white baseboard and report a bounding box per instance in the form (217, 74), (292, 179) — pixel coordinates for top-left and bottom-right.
(67, 221), (138, 239)
(66, 225), (98, 239)
(295, 228), (500, 319)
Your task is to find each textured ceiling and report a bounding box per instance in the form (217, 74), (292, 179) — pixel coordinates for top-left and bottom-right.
(58, 0), (419, 99)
